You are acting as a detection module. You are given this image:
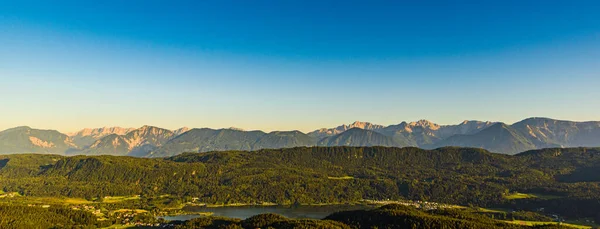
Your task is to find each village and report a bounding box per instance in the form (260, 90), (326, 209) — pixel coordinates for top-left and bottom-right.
(363, 199), (459, 210)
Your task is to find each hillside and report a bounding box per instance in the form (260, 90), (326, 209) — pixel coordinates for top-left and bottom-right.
(75, 126), (176, 156)
(318, 128), (401, 147)
(252, 131), (317, 149)
(2, 147), (600, 219)
(149, 128), (267, 157)
(378, 120), (496, 147)
(435, 123), (536, 155)
(0, 126), (77, 155)
(308, 121), (385, 139)
(67, 127), (135, 147)
(513, 117), (600, 148)
(152, 129), (317, 157)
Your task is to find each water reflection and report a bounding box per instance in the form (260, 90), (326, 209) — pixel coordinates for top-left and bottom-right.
(160, 205), (373, 221)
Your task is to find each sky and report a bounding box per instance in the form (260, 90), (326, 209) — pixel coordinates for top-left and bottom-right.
(0, 0), (599, 133)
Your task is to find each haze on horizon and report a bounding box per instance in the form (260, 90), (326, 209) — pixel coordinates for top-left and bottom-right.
(1, 1), (599, 133)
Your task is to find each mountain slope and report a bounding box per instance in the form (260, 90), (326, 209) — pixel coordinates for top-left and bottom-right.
(377, 120), (496, 147)
(149, 128), (267, 157)
(77, 126), (175, 156)
(67, 127), (135, 147)
(308, 121), (385, 139)
(318, 128), (401, 147)
(435, 123), (536, 155)
(173, 127), (191, 136)
(1, 117), (600, 157)
(253, 131), (317, 149)
(0, 126), (77, 154)
(512, 117), (600, 148)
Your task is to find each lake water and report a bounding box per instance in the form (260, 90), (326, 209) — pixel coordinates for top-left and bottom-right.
(160, 205), (373, 221)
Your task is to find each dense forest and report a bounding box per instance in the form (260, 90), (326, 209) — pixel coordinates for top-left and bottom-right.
(1, 147), (600, 221)
(0, 204), (104, 228)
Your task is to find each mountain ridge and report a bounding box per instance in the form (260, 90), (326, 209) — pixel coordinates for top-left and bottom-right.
(2, 117), (600, 156)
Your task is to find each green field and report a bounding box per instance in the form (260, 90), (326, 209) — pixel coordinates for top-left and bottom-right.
(0, 195), (142, 206)
(505, 192), (538, 200)
(504, 192), (562, 200)
(102, 195), (141, 203)
(477, 207), (509, 213)
(327, 176), (355, 180)
(505, 220), (591, 229)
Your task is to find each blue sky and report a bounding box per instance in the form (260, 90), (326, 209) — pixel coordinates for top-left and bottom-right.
(1, 0), (599, 132)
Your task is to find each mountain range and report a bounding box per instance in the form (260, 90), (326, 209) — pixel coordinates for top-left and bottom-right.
(1, 117), (599, 156)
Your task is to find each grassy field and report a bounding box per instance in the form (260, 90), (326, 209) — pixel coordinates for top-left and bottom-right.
(102, 195), (141, 203)
(504, 220), (591, 229)
(476, 207), (509, 213)
(112, 209), (148, 214)
(63, 197), (94, 204)
(0, 195), (143, 205)
(0, 196), (90, 205)
(327, 176), (354, 180)
(504, 192), (562, 200)
(504, 192), (538, 200)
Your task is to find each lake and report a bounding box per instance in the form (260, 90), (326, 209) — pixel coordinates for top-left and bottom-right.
(160, 205), (374, 221)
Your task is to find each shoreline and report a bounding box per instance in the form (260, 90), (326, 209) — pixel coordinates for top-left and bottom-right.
(184, 201), (378, 208)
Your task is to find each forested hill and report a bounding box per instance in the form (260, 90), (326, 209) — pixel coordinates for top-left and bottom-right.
(1, 147), (600, 219)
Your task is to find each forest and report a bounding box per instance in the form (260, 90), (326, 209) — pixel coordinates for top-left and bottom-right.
(1, 147), (600, 225)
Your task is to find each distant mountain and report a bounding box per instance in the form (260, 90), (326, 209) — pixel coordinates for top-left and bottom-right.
(0, 126), (77, 154)
(67, 127), (135, 147)
(150, 129), (319, 157)
(173, 127), (191, 136)
(1, 117), (600, 156)
(378, 121), (438, 147)
(377, 120), (496, 147)
(434, 120), (497, 139)
(253, 131), (316, 149)
(512, 117), (600, 148)
(308, 121), (385, 139)
(318, 128), (400, 147)
(435, 123), (536, 155)
(149, 128), (267, 157)
(76, 126), (176, 156)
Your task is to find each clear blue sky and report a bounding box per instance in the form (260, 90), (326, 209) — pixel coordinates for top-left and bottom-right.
(1, 0), (599, 133)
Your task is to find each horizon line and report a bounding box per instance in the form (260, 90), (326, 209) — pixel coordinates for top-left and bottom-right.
(3, 116), (599, 135)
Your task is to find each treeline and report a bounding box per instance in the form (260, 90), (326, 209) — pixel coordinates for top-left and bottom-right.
(2, 147), (600, 219)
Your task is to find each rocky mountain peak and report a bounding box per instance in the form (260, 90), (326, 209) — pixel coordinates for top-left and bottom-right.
(348, 121), (384, 130)
(409, 120), (440, 130)
(68, 127), (135, 137)
(174, 127), (191, 135)
(227, 127), (245, 131)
